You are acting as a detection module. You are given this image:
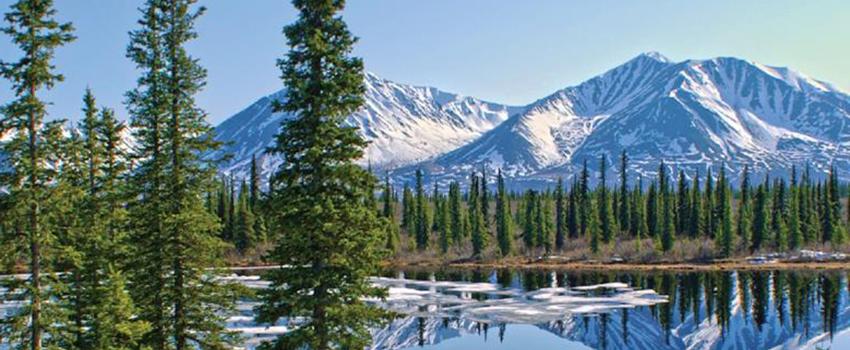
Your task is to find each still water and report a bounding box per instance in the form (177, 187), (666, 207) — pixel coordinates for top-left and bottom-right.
(233, 268), (850, 350)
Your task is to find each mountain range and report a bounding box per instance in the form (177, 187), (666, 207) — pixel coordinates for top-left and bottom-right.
(213, 52), (850, 187)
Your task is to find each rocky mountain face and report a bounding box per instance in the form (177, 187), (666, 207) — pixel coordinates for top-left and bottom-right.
(214, 53), (850, 188)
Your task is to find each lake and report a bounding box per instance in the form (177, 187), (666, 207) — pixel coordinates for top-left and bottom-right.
(230, 268), (850, 350)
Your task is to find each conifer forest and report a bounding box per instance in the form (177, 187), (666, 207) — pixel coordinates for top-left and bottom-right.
(1, 0), (850, 350)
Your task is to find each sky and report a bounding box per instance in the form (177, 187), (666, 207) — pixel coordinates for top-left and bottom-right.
(1, 0), (849, 125)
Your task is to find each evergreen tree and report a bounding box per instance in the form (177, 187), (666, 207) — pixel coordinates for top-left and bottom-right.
(736, 166), (752, 249)
(589, 200), (601, 255)
(381, 177), (400, 253)
(825, 166), (846, 245)
(752, 184), (770, 252)
(249, 154), (260, 209)
(788, 170), (802, 250)
(646, 182), (659, 239)
(89, 266), (151, 350)
(772, 179), (788, 251)
(676, 170), (690, 236)
(448, 182), (465, 245)
(618, 151), (630, 234)
(689, 170), (703, 238)
(555, 177), (566, 250)
(630, 176), (647, 240)
(256, 1), (389, 348)
(402, 184), (415, 235)
(126, 1), (239, 348)
(414, 169), (428, 250)
(579, 159), (591, 235)
(536, 194), (553, 254)
(567, 179), (580, 239)
(0, 1), (75, 348)
(496, 170), (513, 256)
(715, 167), (733, 257)
(704, 168), (715, 238)
(234, 181), (256, 251)
(469, 174), (487, 258)
(523, 190), (537, 249)
(480, 168), (490, 229)
(599, 155), (616, 243)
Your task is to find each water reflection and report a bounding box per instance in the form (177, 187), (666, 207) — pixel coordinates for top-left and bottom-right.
(370, 269), (848, 350)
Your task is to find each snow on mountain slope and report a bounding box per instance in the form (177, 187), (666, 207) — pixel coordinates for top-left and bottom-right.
(211, 73), (521, 180)
(400, 53), (850, 186)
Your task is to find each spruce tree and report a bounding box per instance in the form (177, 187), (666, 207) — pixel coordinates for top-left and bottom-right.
(736, 166), (752, 249)
(257, 0), (389, 348)
(689, 170), (703, 238)
(589, 200), (601, 255)
(448, 182), (465, 245)
(381, 177), (400, 253)
(402, 184), (415, 235)
(579, 159), (591, 235)
(249, 154), (261, 209)
(788, 173), (802, 250)
(234, 181), (256, 252)
(676, 170), (689, 236)
(496, 170), (513, 257)
(523, 190), (537, 249)
(599, 155), (616, 243)
(659, 162), (675, 252)
(647, 182), (659, 239)
(0, 1), (74, 348)
(704, 168), (715, 238)
(127, 1), (238, 348)
(536, 194), (554, 254)
(555, 177), (566, 250)
(715, 167), (733, 257)
(772, 179), (788, 251)
(752, 184), (770, 252)
(618, 151), (631, 235)
(826, 166), (846, 245)
(414, 169), (428, 250)
(469, 173), (487, 258)
(567, 179), (580, 239)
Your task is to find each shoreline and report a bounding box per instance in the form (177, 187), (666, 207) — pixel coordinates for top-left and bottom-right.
(380, 257), (850, 272)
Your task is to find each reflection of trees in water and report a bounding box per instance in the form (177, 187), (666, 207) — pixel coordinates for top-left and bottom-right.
(387, 268), (848, 349)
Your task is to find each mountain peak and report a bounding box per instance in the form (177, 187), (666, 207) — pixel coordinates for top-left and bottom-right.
(637, 51), (670, 63)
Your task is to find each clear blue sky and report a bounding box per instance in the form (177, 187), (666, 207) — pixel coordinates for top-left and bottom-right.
(1, 0), (849, 125)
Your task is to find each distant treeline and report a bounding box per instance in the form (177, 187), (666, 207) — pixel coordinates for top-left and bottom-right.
(379, 151), (848, 259)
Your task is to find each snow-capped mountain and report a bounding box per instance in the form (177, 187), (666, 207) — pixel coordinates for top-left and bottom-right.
(403, 52), (850, 186)
(211, 73), (521, 180)
(214, 52), (850, 187)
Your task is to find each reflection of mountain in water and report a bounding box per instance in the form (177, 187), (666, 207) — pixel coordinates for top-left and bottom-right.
(370, 271), (847, 350)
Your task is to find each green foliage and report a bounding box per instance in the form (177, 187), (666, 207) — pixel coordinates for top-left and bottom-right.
(496, 170), (513, 257)
(0, 1), (75, 348)
(256, 0), (389, 348)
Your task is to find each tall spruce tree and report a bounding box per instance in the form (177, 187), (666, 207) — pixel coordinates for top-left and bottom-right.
(715, 167), (733, 257)
(736, 166), (752, 249)
(257, 0), (389, 348)
(249, 154), (260, 209)
(599, 155), (616, 243)
(469, 173), (487, 258)
(382, 177), (400, 253)
(414, 169), (428, 250)
(127, 1), (238, 348)
(689, 170), (702, 238)
(676, 170), (689, 236)
(0, 1), (74, 348)
(448, 182), (465, 245)
(659, 162), (675, 252)
(402, 184), (414, 235)
(567, 179), (580, 239)
(752, 184), (770, 252)
(496, 170), (513, 256)
(555, 177), (566, 250)
(523, 190), (537, 249)
(619, 151), (631, 235)
(579, 159), (591, 235)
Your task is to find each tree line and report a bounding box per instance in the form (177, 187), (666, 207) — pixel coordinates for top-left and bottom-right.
(387, 152), (848, 259)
